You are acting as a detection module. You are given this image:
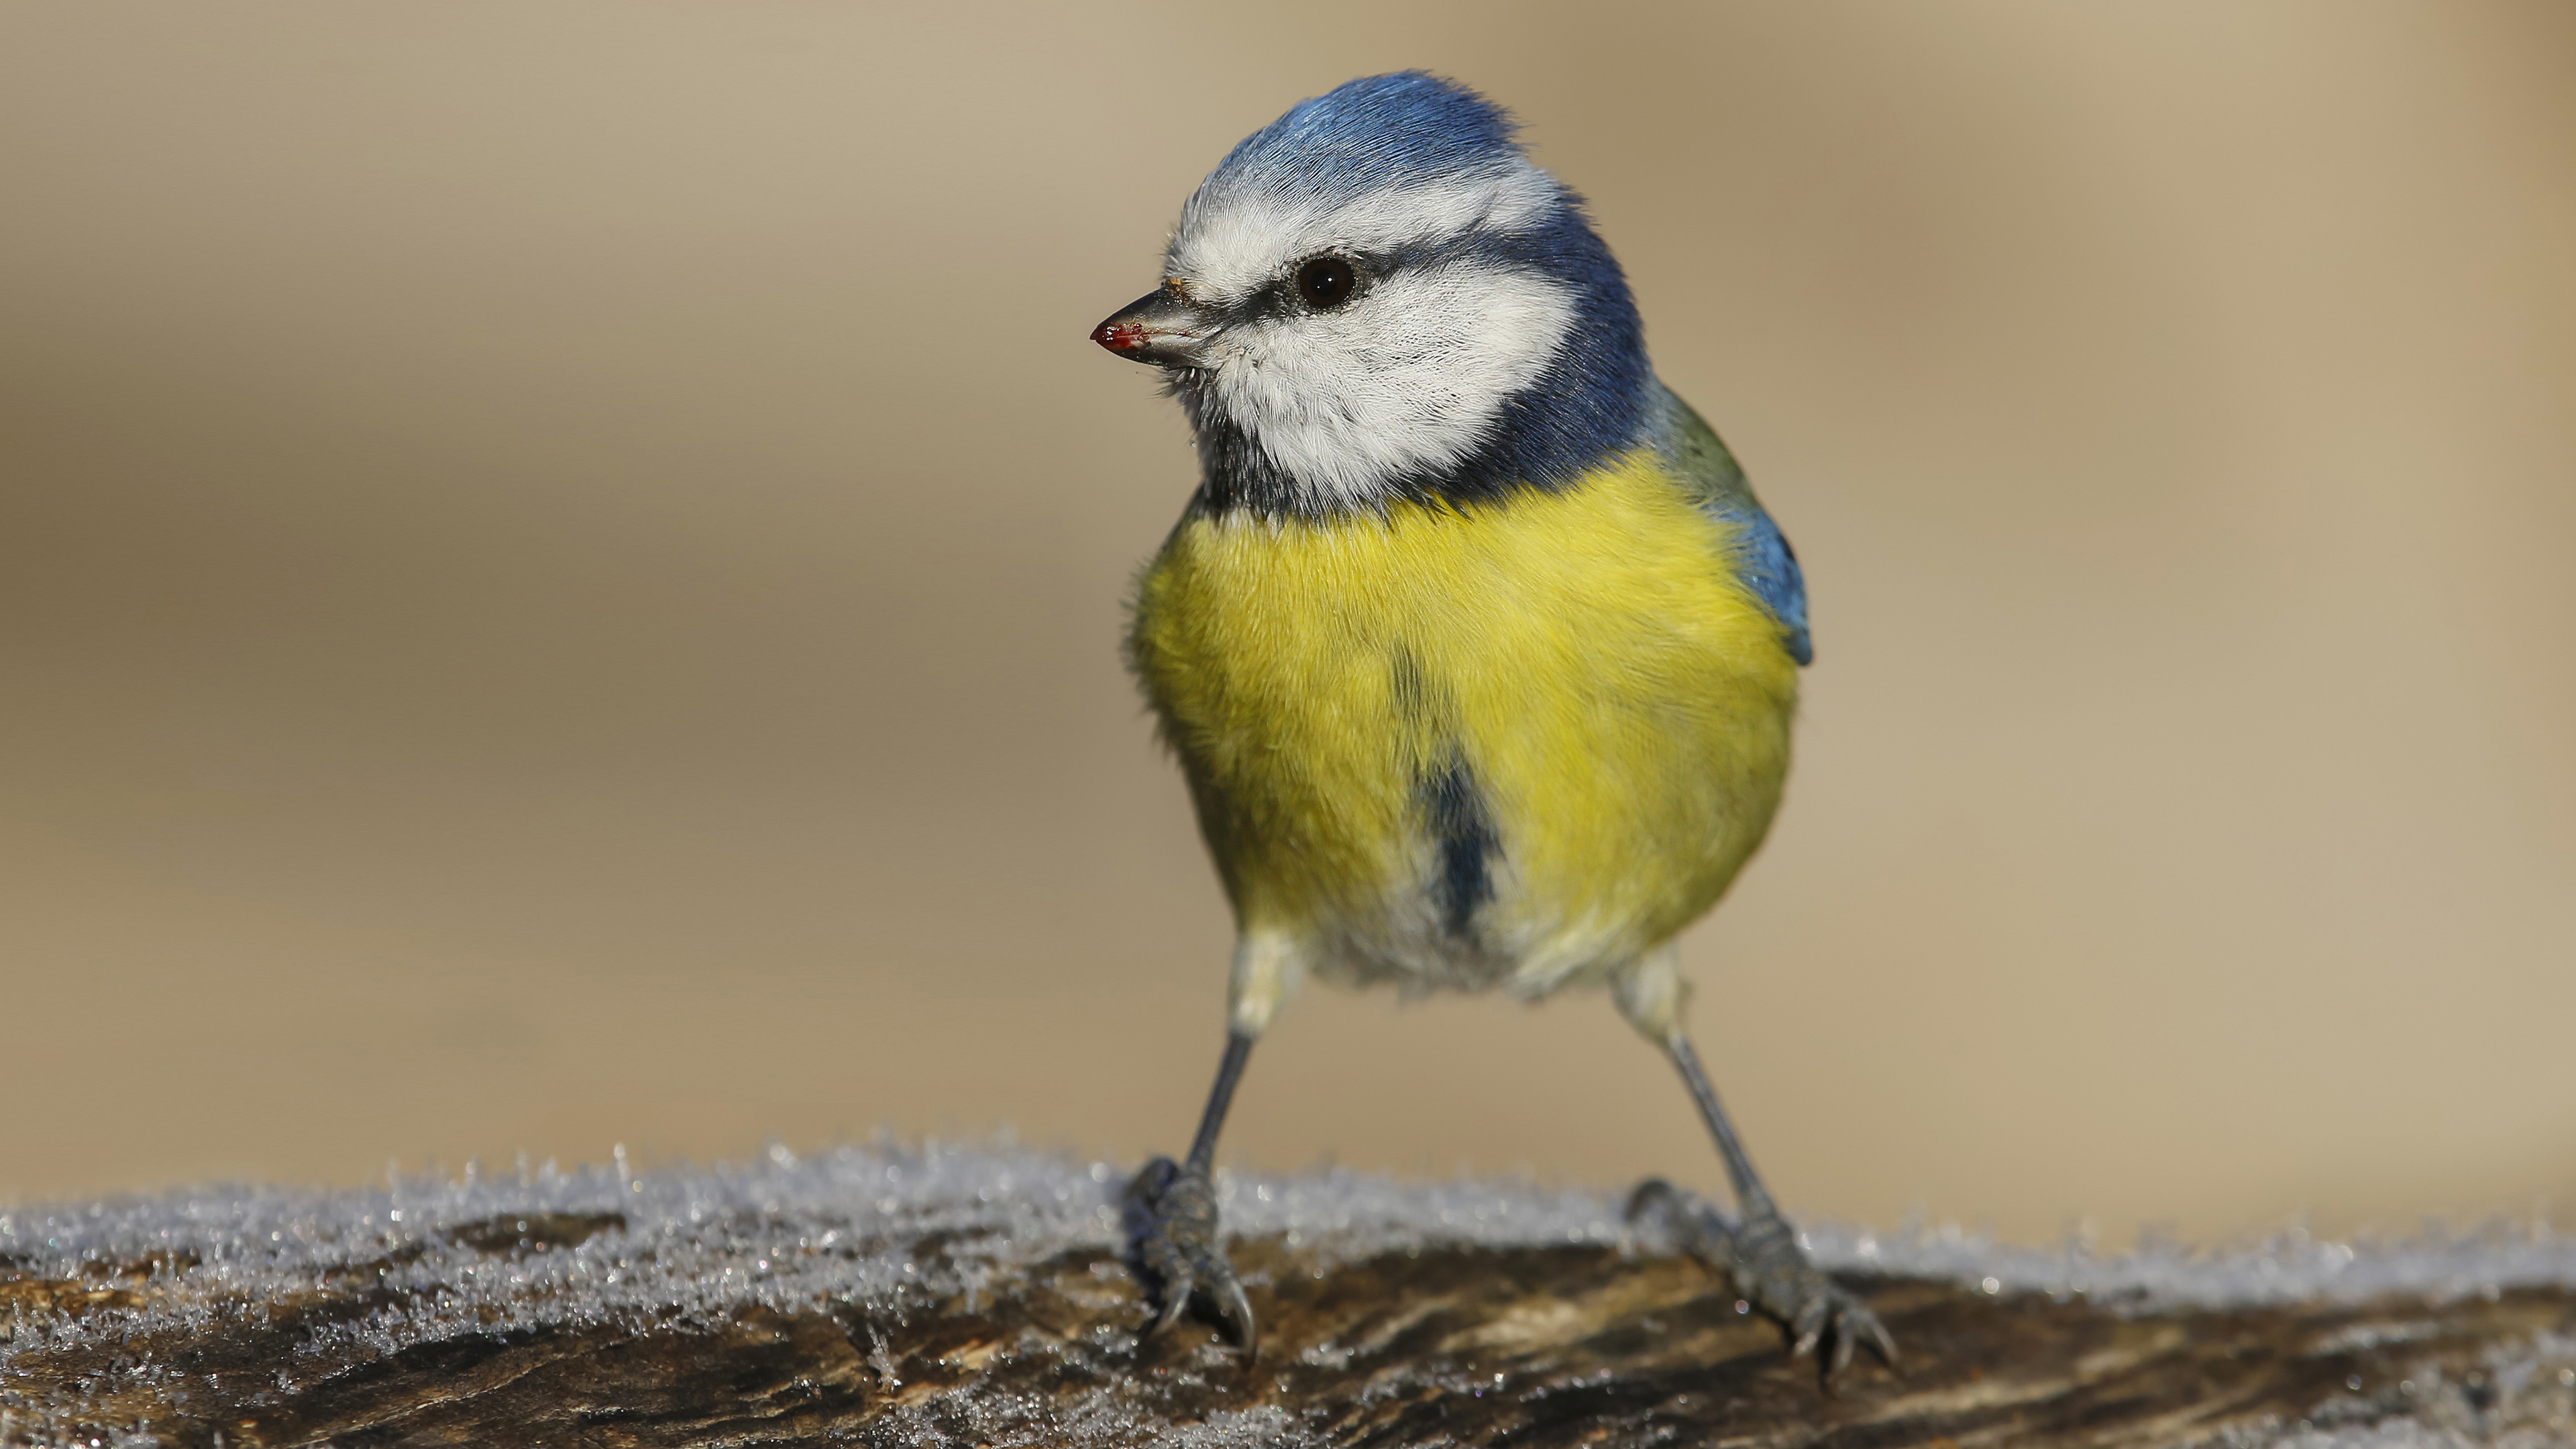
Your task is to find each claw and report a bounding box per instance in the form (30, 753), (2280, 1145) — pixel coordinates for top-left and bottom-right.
(1791, 1297), (1828, 1358)
(1150, 1283), (1193, 1337)
(1633, 1176), (1896, 1385)
(1624, 1177), (1681, 1222)
(1821, 1302), (1897, 1387)
(1212, 1269), (1258, 1360)
(1625, 1177), (1741, 1263)
(1127, 1156), (1257, 1359)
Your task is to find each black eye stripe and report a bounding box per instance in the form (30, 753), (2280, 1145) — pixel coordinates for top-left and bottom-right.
(1232, 232), (1525, 321)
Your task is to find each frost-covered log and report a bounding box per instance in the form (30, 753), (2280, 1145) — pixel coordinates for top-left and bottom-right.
(5, 1147), (2575, 1447)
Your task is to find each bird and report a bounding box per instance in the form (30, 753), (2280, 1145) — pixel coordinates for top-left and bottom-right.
(1090, 71), (1894, 1380)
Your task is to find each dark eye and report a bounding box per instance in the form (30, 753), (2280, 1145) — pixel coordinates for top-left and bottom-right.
(1294, 255), (1357, 309)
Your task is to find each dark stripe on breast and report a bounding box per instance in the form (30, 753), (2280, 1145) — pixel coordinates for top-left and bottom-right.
(1388, 647), (1503, 938)
(1419, 753), (1500, 938)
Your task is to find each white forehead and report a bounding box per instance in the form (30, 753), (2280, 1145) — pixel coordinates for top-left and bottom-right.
(1165, 160), (1560, 304)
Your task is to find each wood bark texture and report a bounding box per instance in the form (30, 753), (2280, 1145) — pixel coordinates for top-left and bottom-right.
(7, 1205), (2575, 1447)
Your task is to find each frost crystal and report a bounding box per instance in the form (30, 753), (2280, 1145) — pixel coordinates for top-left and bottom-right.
(6, 1144), (2575, 1446)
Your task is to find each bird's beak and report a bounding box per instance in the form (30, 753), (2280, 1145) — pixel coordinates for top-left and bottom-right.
(1091, 288), (1218, 368)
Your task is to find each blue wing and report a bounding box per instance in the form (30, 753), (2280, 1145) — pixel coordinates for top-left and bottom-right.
(1645, 382), (1814, 667)
(1711, 500), (1812, 666)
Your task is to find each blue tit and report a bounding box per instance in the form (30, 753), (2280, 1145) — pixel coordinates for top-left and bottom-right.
(1091, 72), (1892, 1379)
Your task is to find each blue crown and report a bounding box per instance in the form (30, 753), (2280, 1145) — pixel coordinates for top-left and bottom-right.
(1201, 72), (1525, 207)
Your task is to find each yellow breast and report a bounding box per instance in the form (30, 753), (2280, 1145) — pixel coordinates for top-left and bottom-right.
(1129, 448), (1799, 994)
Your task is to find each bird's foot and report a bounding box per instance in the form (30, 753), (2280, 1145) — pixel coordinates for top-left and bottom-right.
(1628, 1178), (1896, 1382)
(1126, 1156), (1256, 1358)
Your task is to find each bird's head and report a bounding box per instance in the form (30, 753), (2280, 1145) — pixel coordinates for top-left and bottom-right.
(1093, 72), (1650, 515)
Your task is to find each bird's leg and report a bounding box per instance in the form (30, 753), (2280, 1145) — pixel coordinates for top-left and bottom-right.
(1126, 1028), (1258, 1356)
(1613, 955), (1894, 1381)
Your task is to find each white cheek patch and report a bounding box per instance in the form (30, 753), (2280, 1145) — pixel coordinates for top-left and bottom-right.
(1201, 260), (1577, 508)
(1170, 163), (1559, 307)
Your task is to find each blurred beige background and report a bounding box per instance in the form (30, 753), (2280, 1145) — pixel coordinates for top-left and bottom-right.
(2, 1), (2570, 1246)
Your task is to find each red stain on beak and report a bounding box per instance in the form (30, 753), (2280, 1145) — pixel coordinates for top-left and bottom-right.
(1092, 319), (1147, 354)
